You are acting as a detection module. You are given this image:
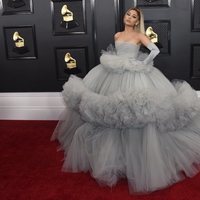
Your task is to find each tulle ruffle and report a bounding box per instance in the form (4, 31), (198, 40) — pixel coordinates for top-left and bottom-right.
(62, 75), (200, 132)
(53, 107), (200, 193)
(100, 44), (154, 73)
(52, 41), (200, 194)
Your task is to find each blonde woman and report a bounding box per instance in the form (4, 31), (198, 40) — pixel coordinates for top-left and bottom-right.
(52, 7), (200, 194)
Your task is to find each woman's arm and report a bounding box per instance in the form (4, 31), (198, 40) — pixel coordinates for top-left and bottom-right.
(139, 33), (160, 65)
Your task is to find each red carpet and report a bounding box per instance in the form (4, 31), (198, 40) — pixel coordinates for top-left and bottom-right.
(1, 120), (200, 200)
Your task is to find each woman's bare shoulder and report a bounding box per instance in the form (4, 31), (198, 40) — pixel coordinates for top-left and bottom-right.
(138, 32), (151, 45)
(114, 32), (122, 40)
(138, 32), (147, 38)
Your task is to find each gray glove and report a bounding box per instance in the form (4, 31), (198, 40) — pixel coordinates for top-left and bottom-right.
(143, 42), (160, 65)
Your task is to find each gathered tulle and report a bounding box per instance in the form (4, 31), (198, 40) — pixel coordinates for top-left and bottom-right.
(62, 75), (200, 132)
(53, 110), (200, 193)
(100, 54), (153, 73)
(100, 43), (154, 73)
(52, 41), (200, 194)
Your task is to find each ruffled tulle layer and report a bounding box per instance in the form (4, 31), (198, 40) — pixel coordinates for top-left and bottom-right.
(62, 75), (200, 132)
(52, 45), (200, 193)
(52, 107), (200, 193)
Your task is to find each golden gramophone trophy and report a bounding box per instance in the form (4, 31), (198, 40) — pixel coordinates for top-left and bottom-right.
(7, 0), (25, 8)
(64, 53), (80, 74)
(13, 31), (29, 54)
(145, 26), (162, 48)
(60, 5), (79, 29)
(65, 53), (77, 69)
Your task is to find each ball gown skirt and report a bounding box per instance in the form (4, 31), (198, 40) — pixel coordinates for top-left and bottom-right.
(51, 41), (200, 194)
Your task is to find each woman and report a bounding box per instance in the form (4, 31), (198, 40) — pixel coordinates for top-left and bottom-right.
(51, 7), (200, 194)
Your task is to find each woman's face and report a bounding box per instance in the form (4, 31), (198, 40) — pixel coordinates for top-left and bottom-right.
(123, 9), (139, 27)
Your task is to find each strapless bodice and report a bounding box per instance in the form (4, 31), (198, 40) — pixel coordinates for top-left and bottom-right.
(115, 41), (140, 59)
(99, 41), (153, 73)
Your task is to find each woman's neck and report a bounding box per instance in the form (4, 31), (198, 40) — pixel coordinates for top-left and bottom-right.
(124, 25), (136, 33)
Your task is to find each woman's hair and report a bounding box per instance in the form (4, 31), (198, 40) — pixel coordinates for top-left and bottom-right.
(125, 7), (145, 34)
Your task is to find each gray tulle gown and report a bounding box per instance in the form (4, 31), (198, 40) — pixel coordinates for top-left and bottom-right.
(51, 41), (200, 194)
